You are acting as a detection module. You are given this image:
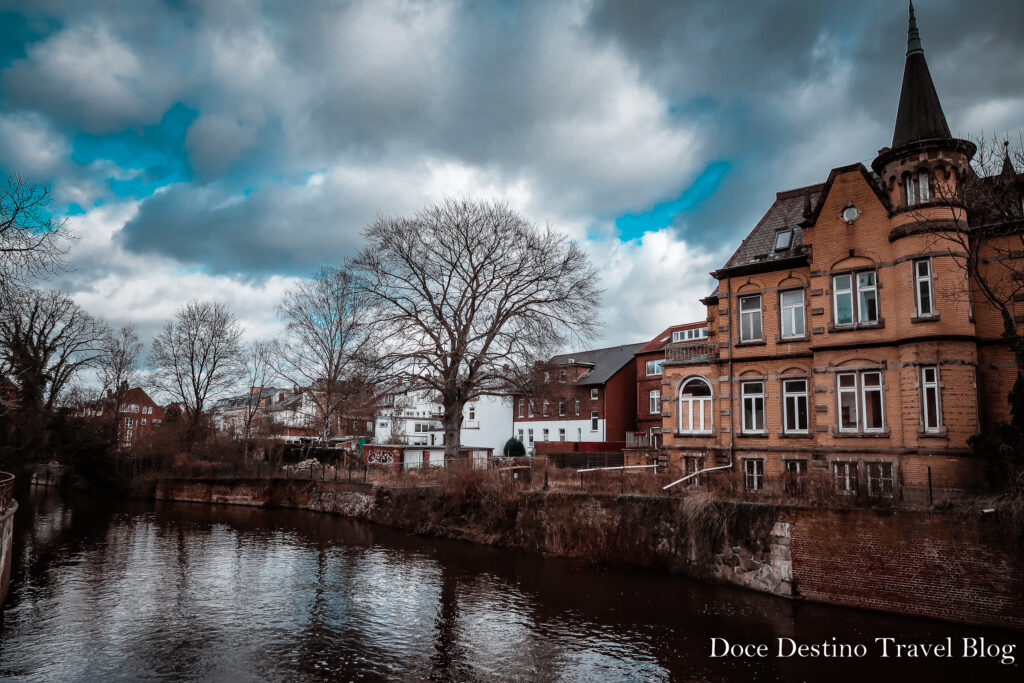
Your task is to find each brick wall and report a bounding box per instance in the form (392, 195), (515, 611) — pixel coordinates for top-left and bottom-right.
(787, 507), (1024, 629)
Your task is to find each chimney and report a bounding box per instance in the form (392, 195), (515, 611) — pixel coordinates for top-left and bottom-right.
(250, 386), (262, 395)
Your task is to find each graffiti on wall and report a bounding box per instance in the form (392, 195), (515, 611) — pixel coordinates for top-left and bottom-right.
(365, 448), (396, 467)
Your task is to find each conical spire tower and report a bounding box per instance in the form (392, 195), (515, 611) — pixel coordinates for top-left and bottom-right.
(891, 1), (951, 148)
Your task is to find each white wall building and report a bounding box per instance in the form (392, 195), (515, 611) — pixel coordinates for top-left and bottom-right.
(374, 384), (513, 453)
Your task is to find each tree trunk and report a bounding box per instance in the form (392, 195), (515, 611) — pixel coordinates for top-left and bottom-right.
(443, 402), (464, 462)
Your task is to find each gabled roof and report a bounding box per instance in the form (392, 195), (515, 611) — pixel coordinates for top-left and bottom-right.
(717, 184), (824, 274)
(635, 321), (707, 355)
(545, 343), (644, 386)
(892, 2), (951, 148)
(121, 387), (165, 418)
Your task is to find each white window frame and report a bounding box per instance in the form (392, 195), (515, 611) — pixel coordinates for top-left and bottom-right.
(914, 258), (934, 317)
(590, 411), (599, 432)
(646, 359), (664, 376)
(527, 400), (534, 418)
(672, 328), (707, 343)
(837, 370), (885, 433)
(678, 377), (713, 434)
(833, 271), (878, 326)
(833, 461), (858, 493)
(773, 229), (792, 251)
(527, 429), (534, 445)
(743, 459), (764, 491)
(542, 400), (550, 416)
(558, 399), (565, 416)
(917, 170), (930, 202)
(741, 381), (766, 434)
(738, 294), (763, 342)
(590, 389), (598, 400)
(866, 462), (894, 497)
(906, 173), (918, 205)
(558, 428), (566, 441)
(782, 378), (809, 434)
(649, 390), (661, 415)
(542, 428), (549, 441)
(921, 366), (941, 433)
(780, 289), (805, 339)
(518, 429), (524, 442)
(518, 399), (525, 418)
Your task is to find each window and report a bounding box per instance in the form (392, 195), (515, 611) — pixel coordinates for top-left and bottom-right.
(527, 429), (534, 445)
(784, 459), (807, 493)
(518, 429), (524, 442)
(559, 370), (566, 383)
(914, 259), (933, 317)
(590, 411), (599, 431)
(591, 389), (598, 400)
(921, 366), (941, 433)
(646, 359), (664, 376)
(528, 401), (534, 418)
(542, 400), (550, 416)
(833, 461), (858, 493)
(542, 429), (549, 441)
(906, 169), (929, 204)
(866, 462), (894, 497)
(672, 328), (707, 343)
(574, 398), (580, 416)
(558, 428), (566, 441)
(782, 379), (809, 433)
(518, 399), (524, 418)
(558, 399), (566, 416)
(832, 271), (878, 326)
(649, 390), (661, 415)
(739, 295), (762, 342)
(780, 290), (805, 339)
(744, 459), (764, 491)
(141, 418), (147, 426)
(837, 371), (885, 433)
(773, 229), (793, 251)
(741, 381), (765, 433)
(678, 377), (713, 434)
(577, 428), (582, 441)
(468, 405), (476, 420)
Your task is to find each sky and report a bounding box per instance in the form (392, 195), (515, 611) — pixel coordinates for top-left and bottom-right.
(1, 0), (1022, 353)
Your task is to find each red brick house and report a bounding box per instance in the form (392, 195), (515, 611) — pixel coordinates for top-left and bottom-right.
(632, 322), (708, 448)
(629, 5), (1023, 501)
(512, 343), (642, 452)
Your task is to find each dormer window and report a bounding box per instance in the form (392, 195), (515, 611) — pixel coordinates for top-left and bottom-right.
(773, 229), (793, 251)
(906, 170), (930, 205)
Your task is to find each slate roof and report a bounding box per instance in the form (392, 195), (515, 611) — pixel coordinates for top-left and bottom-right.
(214, 387), (282, 411)
(719, 184), (824, 272)
(546, 343), (644, 386)
(635, 322), (707, 355)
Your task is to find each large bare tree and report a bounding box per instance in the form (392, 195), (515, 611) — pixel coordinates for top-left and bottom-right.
(349, 198), (601, 459)
(148, 300), (244, 432)
(97, 325), (143, 443)
(0, 174), (71, 301)
(239, 339), (274, 453)
(0, 288), (110, 411)
(276, 267), (379, 442)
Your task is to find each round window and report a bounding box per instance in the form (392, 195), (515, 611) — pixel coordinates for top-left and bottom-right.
(842, 205), (860, 222)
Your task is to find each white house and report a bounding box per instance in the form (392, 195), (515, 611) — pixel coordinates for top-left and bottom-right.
(374, 383), (513, 453)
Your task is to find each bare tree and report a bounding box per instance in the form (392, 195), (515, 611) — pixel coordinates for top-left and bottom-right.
(0, 174), (71, 301)
(239, 339), (274, 455)
(148, 300), (244, 433)
(276, 267), (379, 443)
(349, 198), (601, 460)
(0, 288), (110, 411)
(98, 325), (143, 442)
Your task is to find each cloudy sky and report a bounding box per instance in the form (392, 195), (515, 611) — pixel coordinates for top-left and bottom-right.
(1, 0), (1022, 351)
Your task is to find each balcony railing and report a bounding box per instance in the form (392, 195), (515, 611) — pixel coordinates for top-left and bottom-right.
(665, 340), (718, 364)
(0, 471), (14, 512)
(625, 432), (659, 449)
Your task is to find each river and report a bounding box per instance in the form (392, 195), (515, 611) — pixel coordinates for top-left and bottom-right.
(0, 488), (1020, 681)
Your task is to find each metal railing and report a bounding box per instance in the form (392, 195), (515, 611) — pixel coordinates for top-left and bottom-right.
(0, 471), (14, 512)
(664, 340), (718, 363)
(625, 432), (658, 448)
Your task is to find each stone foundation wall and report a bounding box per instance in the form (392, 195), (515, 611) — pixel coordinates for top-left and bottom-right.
(152, 478), (1022, 630)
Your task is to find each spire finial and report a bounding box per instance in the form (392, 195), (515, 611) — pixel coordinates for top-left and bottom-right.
(1001, 140), (1016, 177)
(907, 1), (924, 56)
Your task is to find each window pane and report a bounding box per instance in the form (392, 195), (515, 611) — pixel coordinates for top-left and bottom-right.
(682, 379), (711, 397)
(864, 388), (883, 430)
(834, 274), (853, 325)
(838, 374), (856, 388)
(857, 272), (877, 323)
(840, 391), (858, 430)
(924, 386), (938, 430)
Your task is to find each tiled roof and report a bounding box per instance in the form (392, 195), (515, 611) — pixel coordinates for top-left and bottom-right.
(546, 343), (644, 386)
(635, 321), (707, 355)
(720, 184), (824, 272)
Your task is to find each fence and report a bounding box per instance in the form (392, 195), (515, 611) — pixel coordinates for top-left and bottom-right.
(0, 472), (13, 512)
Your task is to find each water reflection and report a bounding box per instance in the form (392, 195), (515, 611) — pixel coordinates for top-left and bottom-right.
(0, 489), (1020, 681)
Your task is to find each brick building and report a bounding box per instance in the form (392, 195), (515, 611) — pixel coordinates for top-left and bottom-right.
(634, 5), (1022, 501)
(632, 321), (707, 448)
(109, 387), (165, 449)
(513, 343), (642, 453)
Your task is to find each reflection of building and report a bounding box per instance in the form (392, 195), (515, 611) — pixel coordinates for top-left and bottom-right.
(512, 343), (642, 453)
(374, 383), (512, 452)
(633, 5), (1022, 502)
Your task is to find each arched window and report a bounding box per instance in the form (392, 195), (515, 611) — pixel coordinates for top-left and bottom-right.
(678, 377), (713, 434)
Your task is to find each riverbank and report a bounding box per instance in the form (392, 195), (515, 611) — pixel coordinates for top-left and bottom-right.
(152, 476), (1024, 631)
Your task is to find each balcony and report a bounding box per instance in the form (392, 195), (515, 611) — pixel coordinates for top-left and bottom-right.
(664, 340), (718, 364)
(625, 432), (659, 449)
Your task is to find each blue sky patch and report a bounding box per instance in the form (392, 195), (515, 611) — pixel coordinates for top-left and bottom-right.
(614, 161), (731, 241)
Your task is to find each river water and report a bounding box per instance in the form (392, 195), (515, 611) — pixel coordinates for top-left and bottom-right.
(0, 489), (1020, 681)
